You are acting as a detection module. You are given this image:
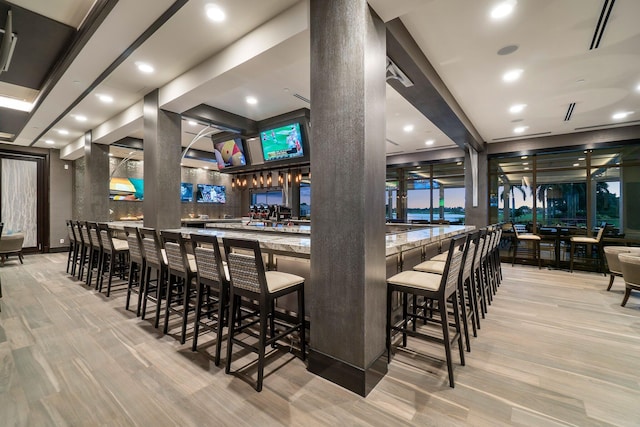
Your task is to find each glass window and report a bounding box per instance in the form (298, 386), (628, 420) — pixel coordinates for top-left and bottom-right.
(251, 190), (282, 205)
(300, 183), (310, 218)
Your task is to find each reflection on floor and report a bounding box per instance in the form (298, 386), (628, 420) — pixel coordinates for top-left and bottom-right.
(0, 253), (638, 426)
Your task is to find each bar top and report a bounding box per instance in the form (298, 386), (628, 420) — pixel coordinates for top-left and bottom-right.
(160, 224), (473, 256)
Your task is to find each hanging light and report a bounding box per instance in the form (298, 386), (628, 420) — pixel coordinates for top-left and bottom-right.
(252, 174), (257, 187)
(259, 173), (264, 187)
(278, 172), (283, 185)
(267, 172), (272, 186)
(231, 177), (236, 189)
(287, 172), (291, 184)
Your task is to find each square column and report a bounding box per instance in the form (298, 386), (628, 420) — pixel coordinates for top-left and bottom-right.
(83, 131), (110, 221)
(143, 89), (182, 229)
(308, 0), (387, 396)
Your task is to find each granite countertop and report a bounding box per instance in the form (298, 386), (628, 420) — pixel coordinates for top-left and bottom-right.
(205, 222), (311, 234)
(165, 224), (473, 257)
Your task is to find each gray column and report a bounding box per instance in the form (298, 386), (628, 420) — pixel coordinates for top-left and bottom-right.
(143, 89), (181, 229)
(465, 149), (489, 227)
(309, 0), (387, 396)
(83, 131), (109, 221)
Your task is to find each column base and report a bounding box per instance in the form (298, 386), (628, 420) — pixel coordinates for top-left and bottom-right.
(307, 348), (387, 397)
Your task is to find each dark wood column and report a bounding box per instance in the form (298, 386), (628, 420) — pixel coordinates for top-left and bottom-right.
(83, 131), (109, 221)
(143, 89), (181, 230)
(308, 0), (387, 396)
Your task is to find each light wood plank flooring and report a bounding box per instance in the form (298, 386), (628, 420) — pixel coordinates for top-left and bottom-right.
(1, 253), (639, 426)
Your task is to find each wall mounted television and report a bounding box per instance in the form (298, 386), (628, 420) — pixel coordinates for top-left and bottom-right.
(260, 122), (304, 162)
(180, 182), (193, 202)
(213, 138), (246, 170)
(196, 184), (226, 204)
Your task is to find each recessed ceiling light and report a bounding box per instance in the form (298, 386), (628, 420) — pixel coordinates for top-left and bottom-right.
(578, 157), (585, 161)
(203, 166), (209, 170)
(246, 96), (258, 105)
(612, 111), (633, 120)
(522, 162), (528, 165)
(425, 139), (435, 145)
(96, 94), (113, 103)
(403, 124), (414, 132)
(636, 83), (640, 92)
(135, 62), (154, 74)
(521, 155), (528, 159)
(509, 104), (526, 114)
(45, 139), (55, 145)
(524, 167), (530, 170)
(490, 0), (517, 20)
(58, 129), (69, 135)
(188, 120), (197, 126)
(74, 115), (87, 122)
(573, 163), (580, 167)
(108, 153), (113, 157)
(513, 126), (528, 134)
(503, 69), (523, 82)
(205, 4), (226, 22)
(457, 161), (463, 166)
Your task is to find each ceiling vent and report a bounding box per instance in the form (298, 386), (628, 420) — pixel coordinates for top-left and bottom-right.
(590, 0), (615, 50)
(564, 102), (576, 121)
(0, 9), (17, 74)
(293, 93), (310, 104)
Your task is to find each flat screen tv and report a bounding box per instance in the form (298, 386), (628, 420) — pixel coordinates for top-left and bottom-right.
(260, 122), (304, 162)
(213, 138), (246, 169)
(196, 184), (226, 204)
(180, 182), (193, 202)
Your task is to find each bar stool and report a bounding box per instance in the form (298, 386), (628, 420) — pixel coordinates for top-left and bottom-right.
(511, 223), (541, 269)
(386, 234), (466, 388)
(191, 233), (230, 365)
(161, 230), (198, 344)
(71, 221), (84, 278)
(66, 220), (78, 275)
(98, 223), (129, 297)
(569, 226), (605, 273)
(124, 226), (145, 316)
(140, 228), (167, 328)
(77, 221), (92, 282)
(413, 232), (477, 352)
(86, 221), (103, 288)
(223, 237), (305, 392)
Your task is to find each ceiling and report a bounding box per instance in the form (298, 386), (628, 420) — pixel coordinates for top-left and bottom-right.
(1, 0), (639, 165)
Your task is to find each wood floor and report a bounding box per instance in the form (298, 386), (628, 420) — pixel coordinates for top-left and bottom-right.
(1, 253), (639, 426)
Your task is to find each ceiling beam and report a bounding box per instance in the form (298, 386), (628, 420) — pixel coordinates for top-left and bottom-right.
(385, 18), (484, 153)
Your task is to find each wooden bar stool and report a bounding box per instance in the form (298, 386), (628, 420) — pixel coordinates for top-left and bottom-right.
(386, 234), (467, 388)
(223, 237), (305, 392)
(140, 228), (167, 328)
(124, 226), (145, 316)
(511, 223), (541, 269)
(161, 230), (198, 344)
(191, 234), (230, 366)
(98, 223), (129, 297)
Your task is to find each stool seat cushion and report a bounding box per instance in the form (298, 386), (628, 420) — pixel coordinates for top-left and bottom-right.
(570, 236), (598, 244)
(265, 271), (304, 293)
(113, 239), (129, 251)
(387, 270), (441, 291)
(517, 234), (541, 241)
(414, 260), (445, 274)
(430, 252), (449, 262)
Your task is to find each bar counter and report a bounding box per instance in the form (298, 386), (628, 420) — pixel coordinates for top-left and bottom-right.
(109, 221), (473, 257)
